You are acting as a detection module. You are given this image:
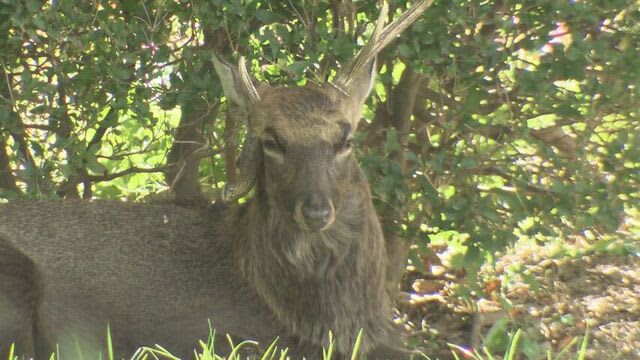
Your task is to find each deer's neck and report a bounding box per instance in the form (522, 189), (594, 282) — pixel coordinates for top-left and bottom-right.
(234, 185), (391, 352)
(244, 186), (377, 278)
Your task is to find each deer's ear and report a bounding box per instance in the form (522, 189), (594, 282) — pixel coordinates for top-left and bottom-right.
(212, 54), (264, 202)
(347, 59), (377, 106)
(212, 54), (262, 109)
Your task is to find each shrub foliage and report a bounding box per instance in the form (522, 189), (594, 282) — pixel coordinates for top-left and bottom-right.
(0, 0), (638, 271)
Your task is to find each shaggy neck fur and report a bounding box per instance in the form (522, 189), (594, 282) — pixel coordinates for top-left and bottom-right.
(234, 162), (393, 354)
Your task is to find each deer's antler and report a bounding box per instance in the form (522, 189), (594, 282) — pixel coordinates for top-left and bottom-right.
(333, 0), (434, 92)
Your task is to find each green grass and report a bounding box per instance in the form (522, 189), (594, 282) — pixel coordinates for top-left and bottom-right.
(3, 326), (592, 360)
(2, 326), (356, 360)
(448, 328), (590, 360)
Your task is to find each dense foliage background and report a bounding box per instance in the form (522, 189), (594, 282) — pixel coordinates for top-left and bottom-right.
(1, 0), (638, 280)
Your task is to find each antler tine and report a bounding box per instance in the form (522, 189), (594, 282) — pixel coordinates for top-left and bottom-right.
(333, 0), (434, 91)
(238, 56), (261, 104)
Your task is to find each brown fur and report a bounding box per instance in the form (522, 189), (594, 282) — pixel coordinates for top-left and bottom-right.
(230, 83), (406, 357)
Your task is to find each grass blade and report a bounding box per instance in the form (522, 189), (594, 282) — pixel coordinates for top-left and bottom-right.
(349, 329), (363, 360)
(107, 324), (114, 360)
(577, 327), (590, 360)
(504, 329), (522, 360)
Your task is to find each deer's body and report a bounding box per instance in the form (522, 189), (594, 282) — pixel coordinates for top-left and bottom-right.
(0, 201), (279, 358)
(0, 167), (399, 359)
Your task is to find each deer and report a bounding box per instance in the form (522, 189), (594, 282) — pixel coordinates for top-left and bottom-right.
(0, 1), (432, 359)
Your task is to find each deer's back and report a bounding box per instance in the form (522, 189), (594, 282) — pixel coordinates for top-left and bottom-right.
(0, 200), (226, 289)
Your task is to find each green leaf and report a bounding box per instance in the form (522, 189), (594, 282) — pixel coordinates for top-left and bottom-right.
(483, 317), (510, 352)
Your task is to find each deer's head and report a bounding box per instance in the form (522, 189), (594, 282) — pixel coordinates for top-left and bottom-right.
(213, 0), (432, 232)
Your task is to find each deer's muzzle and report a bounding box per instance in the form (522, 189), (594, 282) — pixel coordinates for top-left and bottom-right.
(294, 194), (336, 232)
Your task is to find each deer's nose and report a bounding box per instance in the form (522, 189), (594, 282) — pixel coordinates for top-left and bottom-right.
(302, 204), (330, 221)
(297, 195), (335, 231)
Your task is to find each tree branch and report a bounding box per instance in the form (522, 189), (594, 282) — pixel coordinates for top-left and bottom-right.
(1, 61), (37, 186)
(461, 166), (556, 194)
(87, 107), (118, 150)
(88, 148), (221, 183)
(0, 133), (20, 194)
(531, 126), (577, 158)
(86, 165), (169, 182)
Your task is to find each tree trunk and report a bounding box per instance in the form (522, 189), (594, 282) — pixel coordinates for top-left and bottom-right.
(377, 66), (424, 294)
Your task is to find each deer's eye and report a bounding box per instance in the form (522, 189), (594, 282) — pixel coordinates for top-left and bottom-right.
(262, 127), (286, 155)
(263, 137), (285, 155)
(337, 138), (353, 155)
(335, 121), (353, 155)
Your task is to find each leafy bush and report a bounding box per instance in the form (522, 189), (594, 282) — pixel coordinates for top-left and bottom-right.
(0, 0), (638, 274)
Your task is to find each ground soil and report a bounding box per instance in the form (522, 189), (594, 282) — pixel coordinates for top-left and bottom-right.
(397, 239), (640, 360)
